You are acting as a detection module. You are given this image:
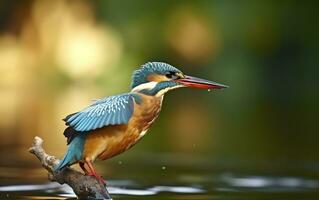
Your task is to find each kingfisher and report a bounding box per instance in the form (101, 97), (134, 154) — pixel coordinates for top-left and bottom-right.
(55, 62), (228, 184)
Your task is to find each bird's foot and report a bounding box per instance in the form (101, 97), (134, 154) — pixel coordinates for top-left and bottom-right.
(87, 173), (106, 185)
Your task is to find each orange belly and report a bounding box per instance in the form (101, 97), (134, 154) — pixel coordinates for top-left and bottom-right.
(83, 93), (162, 162)
(83, 125), (143, 161)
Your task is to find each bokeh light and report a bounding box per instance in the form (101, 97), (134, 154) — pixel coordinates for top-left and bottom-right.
(0, 1), (318, 197)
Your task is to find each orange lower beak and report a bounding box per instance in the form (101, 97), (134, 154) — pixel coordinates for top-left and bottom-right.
(175, 75), (229, 89)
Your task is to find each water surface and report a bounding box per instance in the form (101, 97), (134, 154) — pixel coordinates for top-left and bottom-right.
(1, 154), (319, 200)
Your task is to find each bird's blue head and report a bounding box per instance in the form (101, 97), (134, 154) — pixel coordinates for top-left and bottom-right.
(131, 62), (182, 88)
(131, 62), (228, 96)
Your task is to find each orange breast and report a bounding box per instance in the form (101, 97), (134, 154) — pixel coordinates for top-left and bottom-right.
(83, 93), (163, 161)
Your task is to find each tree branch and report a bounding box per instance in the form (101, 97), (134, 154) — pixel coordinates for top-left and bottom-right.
(29, 136), (111, 200)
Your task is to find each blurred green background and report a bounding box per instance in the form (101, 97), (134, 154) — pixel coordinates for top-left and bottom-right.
(0, 0), (318, 189)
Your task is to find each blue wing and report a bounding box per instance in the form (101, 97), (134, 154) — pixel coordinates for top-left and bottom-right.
(64, 93), (138, 132)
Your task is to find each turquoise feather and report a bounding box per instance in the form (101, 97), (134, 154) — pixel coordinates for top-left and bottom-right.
(64, 93), (141, 132)
(54, 134), (86, 171)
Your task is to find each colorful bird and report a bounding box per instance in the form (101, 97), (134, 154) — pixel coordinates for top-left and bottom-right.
(55, 62), (228, 184)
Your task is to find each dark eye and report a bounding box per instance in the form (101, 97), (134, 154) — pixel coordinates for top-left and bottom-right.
(165, 74), (173, 78)
(165, 72), (177, 79)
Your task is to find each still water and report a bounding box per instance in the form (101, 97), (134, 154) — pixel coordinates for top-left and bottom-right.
(1, 153), (319, 200)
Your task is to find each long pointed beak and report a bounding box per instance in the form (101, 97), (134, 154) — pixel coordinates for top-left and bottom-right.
(175, 75), (229, 89)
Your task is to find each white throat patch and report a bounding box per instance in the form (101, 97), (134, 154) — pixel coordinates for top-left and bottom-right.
(155, 84), (184, 96)
(131, 81), (158, 92)
(131, 81), (184, 97)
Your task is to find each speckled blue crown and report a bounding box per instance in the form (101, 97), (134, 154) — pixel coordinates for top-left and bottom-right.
(131, 62), (181, 89)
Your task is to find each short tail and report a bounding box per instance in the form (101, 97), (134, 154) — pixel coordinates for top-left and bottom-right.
(54, 134), (85, 172)
(54, 150), (74, 171)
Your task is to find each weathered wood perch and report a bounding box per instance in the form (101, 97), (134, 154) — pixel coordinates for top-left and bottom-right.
(29, 136), (112, 200)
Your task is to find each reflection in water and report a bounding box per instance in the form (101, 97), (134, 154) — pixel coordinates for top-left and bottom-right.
(220, 173), (319, 191)
(0, 183), (60, 192)
(1, 174), (319, 199)
(0, 182), (204, 198)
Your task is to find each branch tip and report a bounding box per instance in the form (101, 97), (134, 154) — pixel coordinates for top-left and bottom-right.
(29, 136), (111, 199)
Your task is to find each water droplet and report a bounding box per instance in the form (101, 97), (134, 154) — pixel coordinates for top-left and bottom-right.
(118, 161), (122, 165)
(162, 166), (166, 170)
